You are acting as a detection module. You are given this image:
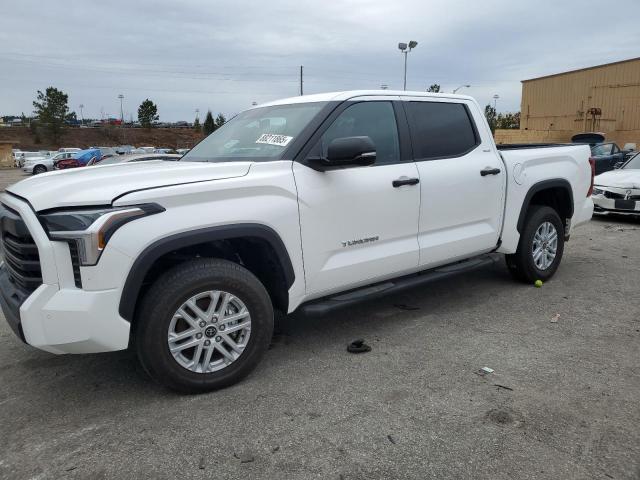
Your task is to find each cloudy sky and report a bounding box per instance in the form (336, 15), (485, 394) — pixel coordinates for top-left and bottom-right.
(1, 0), (639, 121)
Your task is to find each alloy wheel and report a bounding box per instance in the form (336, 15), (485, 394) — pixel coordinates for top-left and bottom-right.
(167, 290), (252, 373)
(532, 221), (558, 270)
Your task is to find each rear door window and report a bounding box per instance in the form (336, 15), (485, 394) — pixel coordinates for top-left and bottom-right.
(405, 102), (479, 160)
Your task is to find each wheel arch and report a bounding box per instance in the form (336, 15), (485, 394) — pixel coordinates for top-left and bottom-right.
(517, 179), (574, 234)
(119, 223), (295, 322)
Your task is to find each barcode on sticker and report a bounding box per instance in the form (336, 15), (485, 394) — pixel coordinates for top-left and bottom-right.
(256, 134), (293, 147)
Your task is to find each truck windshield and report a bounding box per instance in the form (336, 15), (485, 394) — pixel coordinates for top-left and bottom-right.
(181, 102), (327, 162)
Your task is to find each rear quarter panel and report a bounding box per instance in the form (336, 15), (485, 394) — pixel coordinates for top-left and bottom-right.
(498, 145), (593, 253)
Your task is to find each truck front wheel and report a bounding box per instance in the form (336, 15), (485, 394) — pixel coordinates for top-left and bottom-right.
(506, 205), (565, 283)
(135, 258), (274, 393)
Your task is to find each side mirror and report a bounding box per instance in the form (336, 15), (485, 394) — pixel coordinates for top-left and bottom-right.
(316, 136), (376, 169)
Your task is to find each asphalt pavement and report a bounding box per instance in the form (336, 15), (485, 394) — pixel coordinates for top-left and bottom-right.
(0, 168), (638, 479)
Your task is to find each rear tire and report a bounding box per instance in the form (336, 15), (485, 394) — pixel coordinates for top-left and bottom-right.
(506, 205), (565, 283)
(135, 258), (274, 393)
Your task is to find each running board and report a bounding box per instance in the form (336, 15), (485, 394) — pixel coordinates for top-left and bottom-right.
(299, 253), (500, 316)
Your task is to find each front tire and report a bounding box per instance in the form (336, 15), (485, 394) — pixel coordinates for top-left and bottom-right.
(506, 205), (565, 283)
(135, 258), (274, 393)
(33, 165), (47, 175)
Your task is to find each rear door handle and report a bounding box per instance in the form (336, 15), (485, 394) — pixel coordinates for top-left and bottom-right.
(480, 167), (501, 176)
(392, 177), (420, 187)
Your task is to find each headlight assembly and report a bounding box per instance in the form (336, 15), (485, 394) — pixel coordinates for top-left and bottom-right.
(38, 204), (164, 265)
(591, 187), (605, 196)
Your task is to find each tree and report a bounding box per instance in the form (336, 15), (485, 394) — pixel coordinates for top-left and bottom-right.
(203, 110), (215, 135)
(496, 111), (520, 130)
(193, 116), (201, 133)
(427, 84), (441, 93)
(138, 99), (159, 128)
(32, 87), (71, 143)
(484, 104), (497, 133)
(215, 113), (226, 129)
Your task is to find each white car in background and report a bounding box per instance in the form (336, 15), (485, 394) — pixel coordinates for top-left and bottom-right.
(58, 148), (81, 153)
(18, 152), (48, 170)
(592, 152), (640, 215)
(22, 151), (76, 175)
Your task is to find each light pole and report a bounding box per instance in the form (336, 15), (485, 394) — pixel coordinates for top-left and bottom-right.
(118, 94), (124, 125)
(398, 40), (418, 91)
(493, 94), (500, 111)
(452, 84), (471, 94)
(79, 104), (84, 125)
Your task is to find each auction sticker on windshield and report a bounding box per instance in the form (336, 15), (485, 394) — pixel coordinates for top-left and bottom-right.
(256, 134), (293, 147)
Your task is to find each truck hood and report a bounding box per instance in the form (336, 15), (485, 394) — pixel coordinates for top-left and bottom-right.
(7, 161), (252, 211)
(594, 169), (640, 189)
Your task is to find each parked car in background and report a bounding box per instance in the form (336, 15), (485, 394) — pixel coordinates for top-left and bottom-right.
(154, 148), (176, 154)
(54, 148), (102, 170)
(590, 143), (630, 175)
(176, 148), (190, 155)
(571, 133), (634, 175)
(138, 146), (155, 153)
(92, 147), (117, 158)
(23, 152), (76, 175)
(12, 150), (23, 167)
(58, 148), (81, 153)
(592, 151), (640, 215)
(18, 152), (47, 169)
(88, 153), (182, 166)
(115, 145), (135, 154)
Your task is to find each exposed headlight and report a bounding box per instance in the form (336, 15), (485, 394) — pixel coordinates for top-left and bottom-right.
(591, 187), (605, 196)
(38, 204), (164, 265)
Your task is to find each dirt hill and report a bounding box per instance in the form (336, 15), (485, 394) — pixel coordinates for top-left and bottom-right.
(0, 126), (205, 151)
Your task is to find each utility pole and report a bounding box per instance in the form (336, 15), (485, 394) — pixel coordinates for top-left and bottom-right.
(300, 65), (303, 96)
(79, 104), (84, 125)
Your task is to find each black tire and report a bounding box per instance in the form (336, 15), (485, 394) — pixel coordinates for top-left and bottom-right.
(505, 205), (565, 283)
(135, 258), (273, 393)
(33, 165), (47, 175)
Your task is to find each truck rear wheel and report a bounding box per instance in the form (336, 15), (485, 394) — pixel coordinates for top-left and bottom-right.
(135, 258), (273, 393)
(506, 205), (565, 284)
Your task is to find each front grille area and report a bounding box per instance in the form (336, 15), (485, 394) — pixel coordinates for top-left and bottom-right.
(0, 204), (43, 293)
(603, 190), (640, 200)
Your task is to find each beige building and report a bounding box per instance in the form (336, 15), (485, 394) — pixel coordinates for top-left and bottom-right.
(495, 57), (640, 146)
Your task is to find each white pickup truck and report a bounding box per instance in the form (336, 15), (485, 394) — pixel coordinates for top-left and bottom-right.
(0, 91), (594, 392)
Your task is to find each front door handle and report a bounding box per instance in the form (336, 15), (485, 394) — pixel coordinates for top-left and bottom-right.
(392, 177), (420, 187)
(480, 167), (501, 176)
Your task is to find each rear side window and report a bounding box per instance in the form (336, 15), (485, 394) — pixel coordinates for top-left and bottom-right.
(405, 102), (479, 160)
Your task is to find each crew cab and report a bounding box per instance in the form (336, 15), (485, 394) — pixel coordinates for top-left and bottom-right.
(0, 91), (594, 392)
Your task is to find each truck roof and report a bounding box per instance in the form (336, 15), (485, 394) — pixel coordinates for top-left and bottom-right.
(257, 90), (473, 108)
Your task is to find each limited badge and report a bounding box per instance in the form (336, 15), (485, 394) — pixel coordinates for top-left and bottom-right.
(256, 133), (293, 147)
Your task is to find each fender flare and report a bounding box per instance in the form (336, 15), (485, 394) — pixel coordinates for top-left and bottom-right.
(516, 179), (574, 233)
(118, 223), (295, 321)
